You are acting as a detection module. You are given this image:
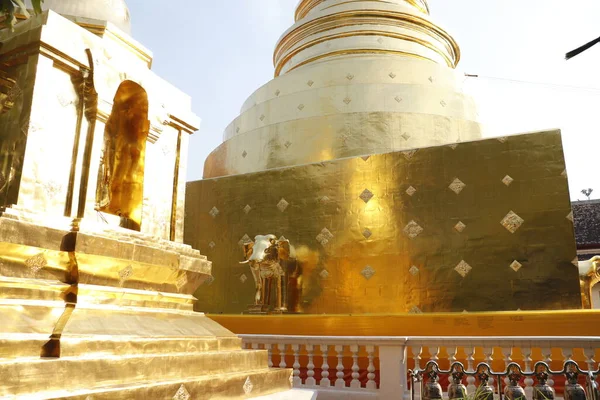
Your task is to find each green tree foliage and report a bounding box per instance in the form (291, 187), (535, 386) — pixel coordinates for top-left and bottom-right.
(1, 0), (43, 29)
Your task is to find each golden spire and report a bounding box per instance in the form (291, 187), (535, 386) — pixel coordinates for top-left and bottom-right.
(278, 0), (457, 76)
(204, 0), (479, 179)
(295, 0), (430, 21)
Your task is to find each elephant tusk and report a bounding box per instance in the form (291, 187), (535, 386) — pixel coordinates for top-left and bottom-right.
(239, 260), (250, 264)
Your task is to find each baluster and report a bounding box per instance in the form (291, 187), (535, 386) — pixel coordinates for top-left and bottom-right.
(562, 347), (574, 363)
(465, 346), (477, 394)
(447, 346), (459, 393)
(501, 347), (513, 387)
(522, 346), (534, 400)
(366, 345), (377, 389)
(335, 344), (346, 388)
(541, 347), (554, 389)
(350, 344), (361, 388)
(266, 343), (273, 368)
(412, 345), (423, 398)
(448, 346), (458, 364)
(412, 345), (423, 370)
(292, 344), (301, 386)
(320, 344), (331, 387)
(483, 347), (495, 392)
(584, 346), (596, 373)
(306, 344), (316, 386)
(428, 346), (440, 362)
(251, 342), (260, 350)
(278, 343), (287, 369)
(243, 341), (250, 349)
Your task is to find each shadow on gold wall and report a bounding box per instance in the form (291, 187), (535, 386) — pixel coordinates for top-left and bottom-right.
(96, 80), (149, 231)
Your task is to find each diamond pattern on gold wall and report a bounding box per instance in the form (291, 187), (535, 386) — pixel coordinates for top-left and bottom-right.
(185, 130), (580, 314)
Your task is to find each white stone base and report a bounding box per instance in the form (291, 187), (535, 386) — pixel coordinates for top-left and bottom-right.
(250, 388), (318, 399)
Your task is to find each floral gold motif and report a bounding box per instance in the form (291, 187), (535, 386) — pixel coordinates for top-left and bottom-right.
(238, 234), (252, 247)
(454, 260), (472, 278)
(173, 384), (190, 400)
(361, 265), (375, 280)
(316, 228), (334, 246)
(277, 198), (289, 212)
(501, 211), (524, 233)
(502, 175), (514, 186)
(209, 206), (220, 218)
(243, 376), (254, 395)
(454, 221), (466, 233)
(25, 253), (47, 274)
(448, 178), (466, 194)
(359, 189), (374, 203)
(175, 273), (188, 290)
(409, 306), (423, 314)
(510, 260), (523, 272)
(362, 228), (372, 239)
(403, 220), (423, 239)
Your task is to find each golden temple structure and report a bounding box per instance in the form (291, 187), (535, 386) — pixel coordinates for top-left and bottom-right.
(186, 0), (583, 314)
(1, 0), (597, 398)
(0, 1), (293, 398)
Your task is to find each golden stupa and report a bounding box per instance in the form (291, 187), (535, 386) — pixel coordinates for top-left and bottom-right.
(186, 0), (582, 314)
(0, 1), (294, 398)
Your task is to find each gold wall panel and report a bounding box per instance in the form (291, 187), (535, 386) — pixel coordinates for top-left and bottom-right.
(186, 130), (582, 314)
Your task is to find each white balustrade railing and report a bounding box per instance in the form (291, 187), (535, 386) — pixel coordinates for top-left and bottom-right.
(240, 335), (600, 400)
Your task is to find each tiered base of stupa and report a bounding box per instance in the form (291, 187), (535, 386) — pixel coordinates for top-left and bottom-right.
(0, 208), (293, 399)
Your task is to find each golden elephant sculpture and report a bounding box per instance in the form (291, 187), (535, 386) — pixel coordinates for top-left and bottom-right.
(241, 234), (291, 312)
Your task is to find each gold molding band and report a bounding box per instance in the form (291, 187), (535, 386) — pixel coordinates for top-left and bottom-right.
(295, 0), (430, 21)
(274, 29), (454, 77)
(280, 48), (438, 77)
(274, 15), (454, 63)
(209, 310), (600, 337)
(275, 9), (460, 75)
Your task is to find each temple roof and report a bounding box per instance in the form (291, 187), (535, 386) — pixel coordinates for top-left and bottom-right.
(25, 0), (131, 33)
(573, 200), (600, 249)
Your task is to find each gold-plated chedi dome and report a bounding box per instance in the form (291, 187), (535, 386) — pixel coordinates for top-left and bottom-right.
(203, 0), (481, 179)
(25, 0), (131, 33)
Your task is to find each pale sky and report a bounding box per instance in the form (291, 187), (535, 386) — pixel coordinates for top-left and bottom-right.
(127, 0), (600, 200)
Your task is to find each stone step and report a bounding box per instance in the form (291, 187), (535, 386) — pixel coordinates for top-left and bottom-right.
(0, 349), (271, 397)
(15, 367), (293, 399)
(0, 333), (242, 359)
